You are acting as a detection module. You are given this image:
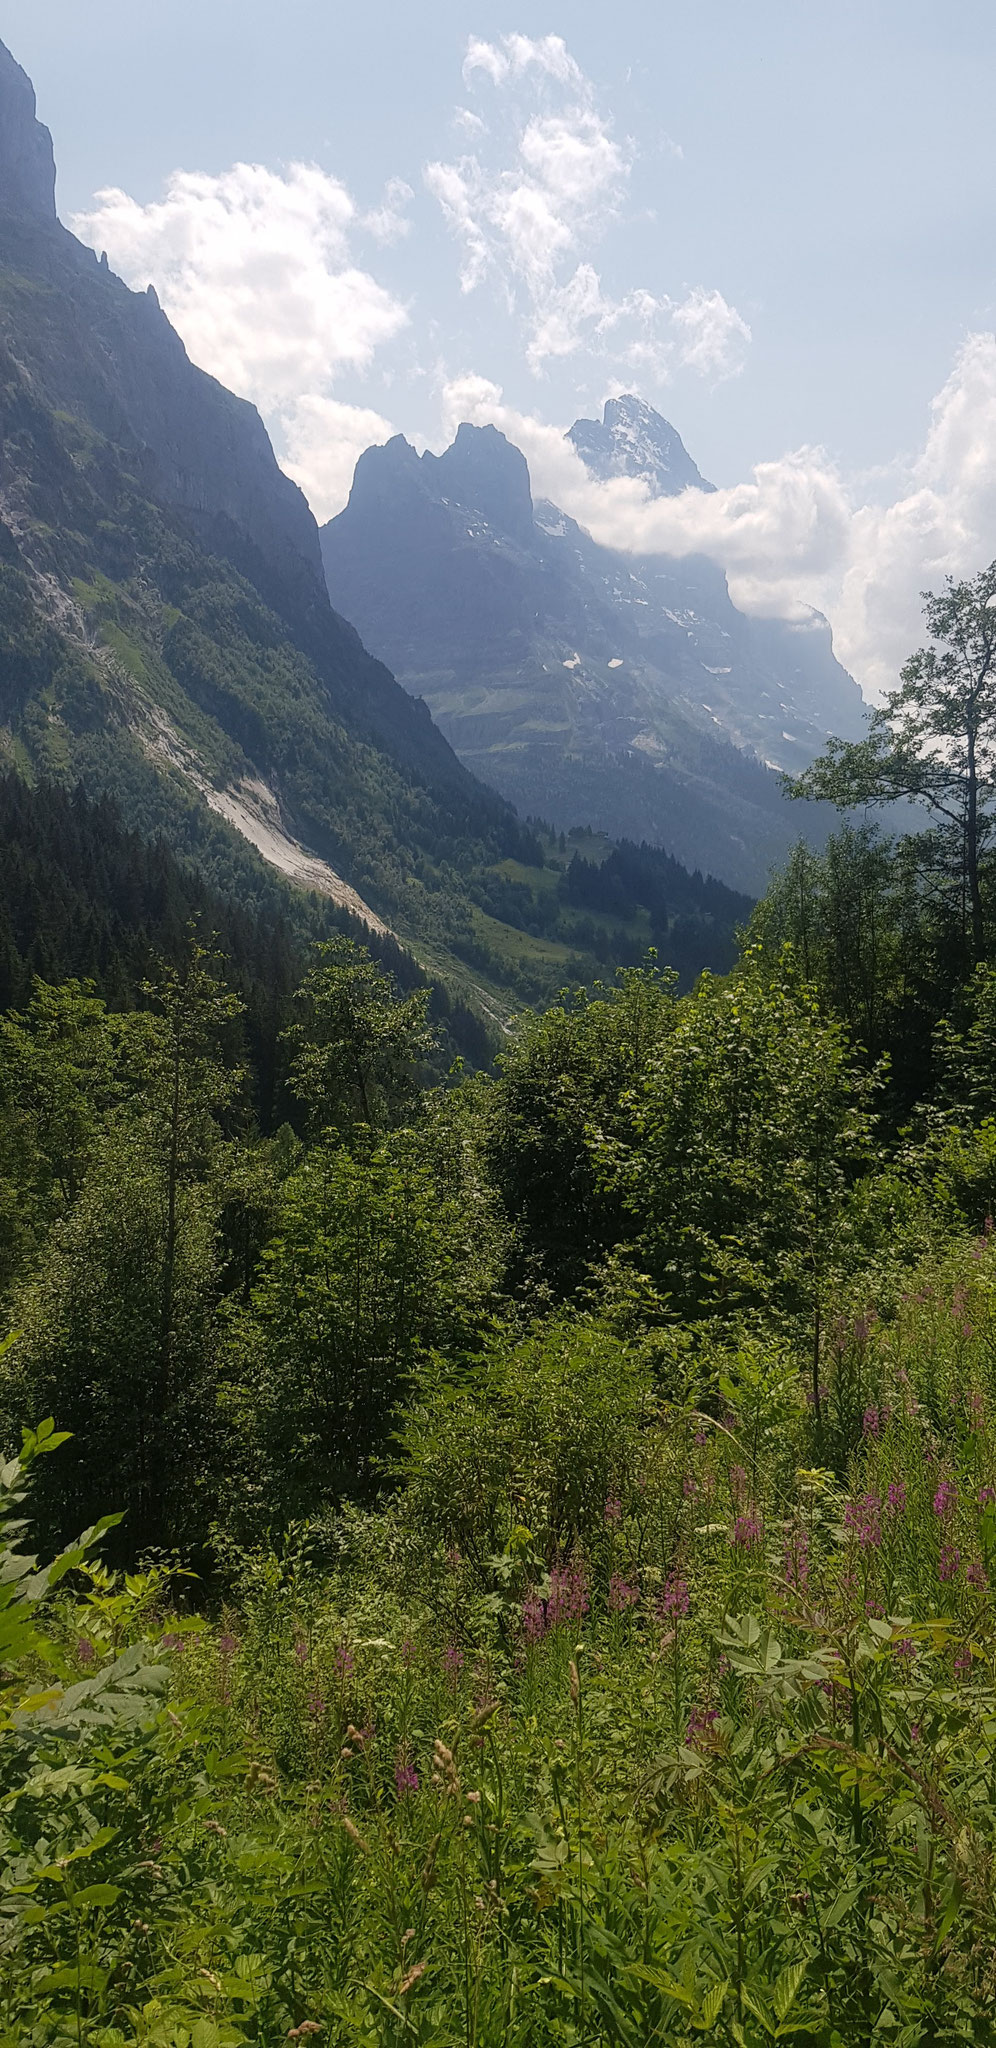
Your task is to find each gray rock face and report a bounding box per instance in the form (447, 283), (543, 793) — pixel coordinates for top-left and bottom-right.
(0, 36), (329, 632)
(568, 395), (715, 497)
(0, 40), (56, 221)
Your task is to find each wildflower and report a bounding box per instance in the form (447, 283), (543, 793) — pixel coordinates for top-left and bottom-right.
(783, 1527), (810, 1589)
(682, 1472), (697, 1498)
(732, 1512), (762, 1550)
(967, 1390), (984, 1429)
(862, 1405), (881, 1439)
(979, 1485), (996, 1508)
(864, 1596), (884, 1618)
(442, 1642), (465, 1680)
(608, 1571), (638, 1613)
(400, 1636), (415, 1666)
(307, 1691), (327, 1719)
(76, 1637), (97, 1665)
(604, 1494), (622, 1525)
(521, 1592), (546, 1644)
(934, 1479), (958, 1520)
(954, 1646), (972, 1677)
(160, 1633), (185, 1654)
(546, 1560), (589, 1630)
(334, 1643), (355, 1679)
(693, 1429), (708, 1448)
(293, 1637), (308, 1664)
(394, 1760), (420, 1797)
(910, 1722), (921, 1743)
(966, 1555), (987, 1588)
(729, 1464), (748, 1504)
(939, 1544), (961, 1582)
(894, 1636), (917, 1663)
(844, 1492), (882, 1549)
(887, 1480), (907, 1515)
(659, 1572), (690, 1619)
(218, 1633), (237, 1657)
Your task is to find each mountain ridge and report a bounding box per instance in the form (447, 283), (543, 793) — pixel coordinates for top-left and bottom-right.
(320, 408), (863, 892)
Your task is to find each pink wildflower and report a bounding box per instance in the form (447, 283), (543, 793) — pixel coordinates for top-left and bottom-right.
(608, 1572), (639, 1613)
(732, 1512), (762, 1550)
(659, 1572), (690, 1619)
(844, 1491), (882, 1549)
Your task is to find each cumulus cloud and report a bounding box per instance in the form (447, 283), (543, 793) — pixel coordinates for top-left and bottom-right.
(428, 32), (749, 385)
(440, 337), (996, 700)
(72, 162), (407, 520)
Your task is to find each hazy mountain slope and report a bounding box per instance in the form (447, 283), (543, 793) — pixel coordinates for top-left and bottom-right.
(320, 414), (859, 892)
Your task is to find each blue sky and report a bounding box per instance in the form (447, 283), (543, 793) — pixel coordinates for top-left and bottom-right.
(7, 2), (996, 692)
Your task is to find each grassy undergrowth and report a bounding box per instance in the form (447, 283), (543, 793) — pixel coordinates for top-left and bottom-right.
(4, 1233), (996, 2047)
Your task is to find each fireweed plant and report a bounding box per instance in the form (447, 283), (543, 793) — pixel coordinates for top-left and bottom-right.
(0, 1234), (994, 2045)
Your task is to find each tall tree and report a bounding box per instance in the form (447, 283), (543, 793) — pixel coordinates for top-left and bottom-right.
(285, 938), (436, 1142)
(791, 563), (996, 960)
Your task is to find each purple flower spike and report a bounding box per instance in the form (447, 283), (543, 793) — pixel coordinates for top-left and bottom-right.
(608, 1571), (639, 1613)
(933, 1479), (957, 1521)
(659, 1572), (690, 1619)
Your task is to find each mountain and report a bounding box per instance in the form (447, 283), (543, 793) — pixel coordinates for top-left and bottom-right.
(568, 394), (715, 497)
(320, 402), (864, 893)
(0, 39), (748, 1010)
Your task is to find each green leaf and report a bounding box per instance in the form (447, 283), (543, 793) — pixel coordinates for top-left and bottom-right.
(695, 1980), (729, 2028)
(774, 1960), (807, 2021)
(71, 1882), (122, 1908)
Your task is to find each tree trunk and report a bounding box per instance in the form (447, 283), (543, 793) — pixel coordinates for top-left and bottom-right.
(967, 726), (984, 959)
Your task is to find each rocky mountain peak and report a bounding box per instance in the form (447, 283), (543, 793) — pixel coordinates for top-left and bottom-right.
(568, 394), (714, 498)
(0, 40), (57, 221)
(425, 422), (534, 544)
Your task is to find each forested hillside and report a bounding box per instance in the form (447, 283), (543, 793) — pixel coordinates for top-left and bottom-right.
(3, 570), (996, 2044)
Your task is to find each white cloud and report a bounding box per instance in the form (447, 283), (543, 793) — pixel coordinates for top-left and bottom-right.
(430, 31), (749, 387)
(463, 34), (585, 90)
(670, 287), (752, 380)
(72, 162), (407, 521)
(439, 338), (996, 701)
(363, 176), (414, 244)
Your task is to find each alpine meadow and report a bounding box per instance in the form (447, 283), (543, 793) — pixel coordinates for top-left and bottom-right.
(5, 17), (996, 2048)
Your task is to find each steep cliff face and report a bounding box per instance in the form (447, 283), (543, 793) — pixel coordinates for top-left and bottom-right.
(0, 36), (334, 645)
(0, 41), (56, 221)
